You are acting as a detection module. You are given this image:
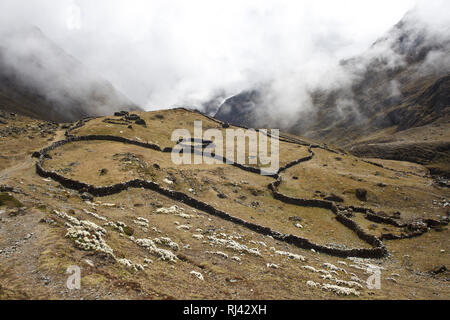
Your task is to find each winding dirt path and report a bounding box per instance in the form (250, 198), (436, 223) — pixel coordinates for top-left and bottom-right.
(0, 130), (66, 183)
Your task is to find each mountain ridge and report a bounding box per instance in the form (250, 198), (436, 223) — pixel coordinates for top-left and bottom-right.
(0, 26), (140, 122)
(214, 12), (450, 173)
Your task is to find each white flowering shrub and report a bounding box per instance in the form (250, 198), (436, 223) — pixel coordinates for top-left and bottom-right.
(271, 248), (305, 262)
(190, 271), (204, 281)
(133, 219), (150, 228)
(206, 251), (229, 259)
(65, 225), (114, 257)
(83, 209), (108, 221)
(153, 237), (179, 251)
(117, 258), (145, 272)
(321, 284), (361, 296)
(104, 221), (130, 235)
(156, 205), (183, 215)
(192, 234), (204, 240)
(207, 236), (262, 257)
(134, 238), (178, 263)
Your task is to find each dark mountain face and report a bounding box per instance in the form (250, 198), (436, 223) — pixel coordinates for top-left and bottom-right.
(214, 90), (263, 127)
(0, 26), (139, 122)
(215, 13), (450, 140)
(214, 12), (450, 172)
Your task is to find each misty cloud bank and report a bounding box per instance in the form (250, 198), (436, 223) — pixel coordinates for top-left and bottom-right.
(0, 25), (135, 121)
(245, 0), (450, 130)
(0, 0), (448, 122)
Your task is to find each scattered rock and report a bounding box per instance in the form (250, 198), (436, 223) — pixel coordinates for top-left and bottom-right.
(135, 119), (147, 126)
(8, 207), (26, 217)
(355, 189), (368, 201)
(324, 194), (344, 203)
(407, 221), (428, 233)
(190, 271), (204, 281)
(40, 276), (51, 286)
(99, 169), (109, 176)
(392, 211), (402, 219)
(163, 178), (174, 185)
(84, 259), (95, 267)
(377, 211), (389, 218)
(0, 185), (14, 192)
(80, 192), (94, 202)
(430, 265), (447, 275)
(386, 277), (398, 283)
(125, 114), (141, 121)
(251, 201), (259, 207)
(39, 217), (56, 225)
(342, 209), (354, 218)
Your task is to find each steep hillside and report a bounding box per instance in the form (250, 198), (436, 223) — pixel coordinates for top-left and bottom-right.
(215, 90), (263, 128)
(215, 13), (450, 172)
(0, 108), (448, 300)
(0, 27), (139, 122)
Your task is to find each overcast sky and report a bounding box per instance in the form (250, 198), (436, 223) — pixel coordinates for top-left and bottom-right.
(0, 0), (447, 111)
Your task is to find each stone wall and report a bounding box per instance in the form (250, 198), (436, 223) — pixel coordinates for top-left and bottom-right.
(34, 135), (389, 258)
(32, 113), (446, 259)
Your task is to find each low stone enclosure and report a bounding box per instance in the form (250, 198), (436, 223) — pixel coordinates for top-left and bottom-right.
(33, 110), (448, 259)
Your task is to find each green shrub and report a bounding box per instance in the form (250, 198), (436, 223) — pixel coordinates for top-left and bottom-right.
(122, 226), (134, 236)
(0, 193), (24, 208)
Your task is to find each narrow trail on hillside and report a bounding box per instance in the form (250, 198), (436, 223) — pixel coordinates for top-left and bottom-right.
(0, 130), (66, 183)
(32, 111), (448, 259)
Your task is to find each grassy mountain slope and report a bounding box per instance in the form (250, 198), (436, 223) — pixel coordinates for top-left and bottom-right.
(0, 27), (139, 122)
(215, 15), (450, 174)
(0, 108), (448, 299)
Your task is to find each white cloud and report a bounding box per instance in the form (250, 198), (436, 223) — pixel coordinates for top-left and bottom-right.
(0, 0), (447, 116)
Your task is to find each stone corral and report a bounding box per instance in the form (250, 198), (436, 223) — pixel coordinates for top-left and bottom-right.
(33, 112), (448, 260)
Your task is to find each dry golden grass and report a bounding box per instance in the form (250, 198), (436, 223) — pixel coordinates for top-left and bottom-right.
(43, 140), (370, 248)
(279, 148), (448, 222)
(0, 109), (449, 300)
(0, 115), (58, 171)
